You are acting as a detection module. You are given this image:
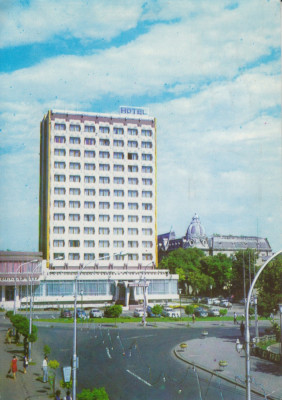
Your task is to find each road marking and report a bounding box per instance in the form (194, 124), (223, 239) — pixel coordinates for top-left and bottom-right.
(106, 347), (112, 359)
(126, 369), (152, 387)
(126, 334), (156, 339)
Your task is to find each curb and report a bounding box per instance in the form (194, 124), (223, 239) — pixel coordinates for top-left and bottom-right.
(174, 348), (280, 400)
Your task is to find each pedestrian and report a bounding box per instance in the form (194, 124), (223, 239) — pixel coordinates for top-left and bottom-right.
(270, 312), (274, 322)
(42, 356), (48, 383)
(64, 390), (72, 400)
(233, 312), (237, 324)
(5, 328), (12, 344)
(240, 321), (245, 338)
(55, 389), (61, 400)
(10, 355), (18, 380)
(192, 313), (195, 323)
(23, 353), (28, 374)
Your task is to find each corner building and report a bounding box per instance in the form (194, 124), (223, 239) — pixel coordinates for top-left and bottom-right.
(40, 109), (157, 268)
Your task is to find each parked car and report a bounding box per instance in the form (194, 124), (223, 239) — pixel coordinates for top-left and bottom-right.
(202, 297), (213, 305)
(76, 309), (87, 319)
(194, 308), (208, 318)
(212, 298), (221, 306)
(219, 300), (232, 308)
(60, 309), (72, 318)
(162, 307), (181, 318)
(133, 308), (147, 317)
(89, 308), (103, 318)
(147, 305), (161, 318)
(208, 308), (220, 317)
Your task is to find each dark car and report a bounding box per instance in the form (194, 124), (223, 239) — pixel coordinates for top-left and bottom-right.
(194, 307), (208, 318)
(76, 309), (87, 319)
(147, 305), (161, 318)
(60, 309), (72, 318)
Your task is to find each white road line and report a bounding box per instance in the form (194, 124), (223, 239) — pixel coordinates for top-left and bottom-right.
(126, 334), (156, 339)
(106, 347), (112, 359)
(126, 369), (152, 387)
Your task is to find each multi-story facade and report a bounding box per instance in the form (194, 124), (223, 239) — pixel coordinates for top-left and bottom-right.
(39, 108), (157, 268)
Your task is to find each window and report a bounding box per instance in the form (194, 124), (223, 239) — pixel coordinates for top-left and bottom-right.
(54, 149), (65, 156)
(128, 241), (138, 248)
(99, 253), (109, 259)
(142, 216), (152, 223)
(99, 151), (110, 159)
(55, 123), (66, 131)
(128, 228), (138, 235)
(84, 227), (95, 234)
(114, 241), (124, 248)
(142, 203), (153, 210)
(99, 138), (110, 146)
(69, 214), (80, 221)
(54, 252), (65, 260)
(141, 129), (153, 137)
(99, 227), (110, 235)
(54, 213), (65, 221)
(85, 150), (95, 158)
(54, 187), (66, 195)
(54, 136), (66, 143)
(142, 190), (152, 198)
(128, 190), (138, 198)
(54, 200), (65, 208)
(69, 240), (80, 247)
(128, 215), (138, 222)
(113, 139), (124, 147)
(84, 201), (95, 209)
(142, 253), (153, 260)
(142, 228), (153, 235)
(142, 153), (153, 161)
(142, 241), (153, 248)
(70, 162), (80, 170)
(128, 128), (138, 136)
(128, 165), (138, 172)
(85, 176), (95, 183)
(69, 201), (80, 208)
(113, 127), (124, 135)
(114, 177), (124, 184)
(142, 178), (153, 185)
(99, 240), (110, 248)
(84, 241), (95, 248)
(99, 189), (110, 196)
(99, 164), (110, 171)
(69, 227), (80, 234)
(84, 138), (95, 145)
(84, 214), (95, 221)
(99, 126), (110, 134)
(53, 226), (65, 234)
(85, 189), (95, 196)
(113, 164), (124, 171)
(142, 166), (153, 173)
(128, 178), (138, 185)
(99, 214), (110, 222)
(54, 174), (66, 182)
(113, 215), (124, 222)
(128, 202), (138, 210)
(128, 153), (138, 160)
(142, 141), (152, 149)
(70, 124), (81, 132)
(70, 175), (80, 182)
(69, 188), (80, 195)
(69, 150), (80, 157)
(70, 137), (81, 144)
(114, 190), (124, 197)
(114, 202), (124, 209)
(128, 140), (138, 148)
(99, 202), (110, 209)
(84, 125), (95, 132)
(113, 152), (124, 159)
(84, 253), (95, 260)
(128, 254), (139, 260)
(69, 253), (80, 260)
(84, 163), (95, 170)
(99, 176), (110, 184)
(53, 240), (65, 247)
(113, 227), (124, 234)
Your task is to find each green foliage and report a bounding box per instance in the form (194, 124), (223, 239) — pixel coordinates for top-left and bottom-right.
(10, 314), (38, 342)
(230, 249), (258, 298)
(78, 387), (109, 400)
(151, 304), (163, 316)
(185, 305), (194, 316)
(43, 344), (51, 356)
(104, 305), (122, 318)
(249, 307), (255, 316)
(271, 322), (281, 342)
(49, 359), (60, 370)
(60, 379), (72, 389)
(200, 253), (233, 294)
(219, 309), (228, 317)
(6, 310), (14, 319)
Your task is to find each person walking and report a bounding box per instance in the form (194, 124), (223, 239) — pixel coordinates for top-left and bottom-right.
(55, 389), (62, 400)
(23, 353), (28, 374)
(64, 390), (72, 400)
(42, 356), (48, 383)
(11, 355), (18, 380)
(240, 321), (245, 338)
(192, 313), (195, 323)
(233, 312), (237, 324)
(6, 328), (12, 344)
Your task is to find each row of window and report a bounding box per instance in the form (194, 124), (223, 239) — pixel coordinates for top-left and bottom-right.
(54, 161), (153, 173)
(52, 252), (153, 261)
(54, 175), (153, 185)
(53, 200), (154, 210)
(54, 135), (153, 148)
(53, 226), (152, 235)
(53, 239), (153, 247)
(55, 123), (153, 137)
(55, 188), (153, 198)
(54, 214), (152, 222)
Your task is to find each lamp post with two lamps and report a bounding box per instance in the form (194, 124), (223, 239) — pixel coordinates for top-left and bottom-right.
(13, 259), (38, 315)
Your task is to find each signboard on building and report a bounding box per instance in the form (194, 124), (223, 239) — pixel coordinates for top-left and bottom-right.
(120, 106), (149, 116)
(128, 282), (150, 288)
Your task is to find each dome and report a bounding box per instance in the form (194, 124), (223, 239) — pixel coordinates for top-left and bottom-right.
(186, 213), (206, 239)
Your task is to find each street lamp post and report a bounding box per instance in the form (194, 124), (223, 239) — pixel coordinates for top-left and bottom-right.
(178, 288), (182, 320)
(278, 304), (282, 360)
(13, 259), (38, 315)
(253, 296), (259, 340)
(80, 290), (84, 309)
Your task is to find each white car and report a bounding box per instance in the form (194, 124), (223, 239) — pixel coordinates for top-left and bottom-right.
(133, 308), (147, 317)
(89, 308), (104, 318)
(208, 308), (220, 316)
(162, 307), (181, 318)
(212, 298), (221, 306)
(220, 300), (232, 308)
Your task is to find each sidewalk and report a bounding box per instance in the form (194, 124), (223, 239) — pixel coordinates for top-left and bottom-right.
(174, 322), (282, 400)
(0, 316), (53, 400)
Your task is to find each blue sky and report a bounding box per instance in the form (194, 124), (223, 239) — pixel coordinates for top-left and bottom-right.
(0, 0), (281, 252)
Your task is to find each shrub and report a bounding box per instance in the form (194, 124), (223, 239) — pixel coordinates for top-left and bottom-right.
(185, 305), (194, 316)
(78, 387), (109, 400)
(104, 305), (122, 318)
(219, 309), (227, 317)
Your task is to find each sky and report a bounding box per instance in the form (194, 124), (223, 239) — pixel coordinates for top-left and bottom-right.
(0, 0), (281, 252)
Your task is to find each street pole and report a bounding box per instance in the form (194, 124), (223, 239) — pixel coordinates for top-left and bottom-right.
(254, 296), (259, 339)
(179, 288), (182, 320)
(28, 277), (33, 360)
(279, 304), (282, 360)
(13, 259), (38, 315)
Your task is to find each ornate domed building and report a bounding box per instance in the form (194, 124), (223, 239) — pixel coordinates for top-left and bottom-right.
(184, 213), (209, 250)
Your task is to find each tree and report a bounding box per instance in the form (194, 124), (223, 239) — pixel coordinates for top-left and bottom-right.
(185, 305), (194, 316)
(230, 249), (259, 299)
(9, 314), (38, 354)
(78, 387), (109, 400)
(43, 344), (51, 357)
(104, 305), (122, 326)
(199, 253), (233, 295)
(48, 359), (60, 395)
(151, 304), (163, 316)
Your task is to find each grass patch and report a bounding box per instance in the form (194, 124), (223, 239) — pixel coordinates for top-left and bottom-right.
(256, 339), (277, 350)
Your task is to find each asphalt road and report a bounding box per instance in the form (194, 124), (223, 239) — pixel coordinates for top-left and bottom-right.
(37, 323), (256, 400)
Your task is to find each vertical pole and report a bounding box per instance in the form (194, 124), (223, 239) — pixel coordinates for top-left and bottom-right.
(73, 278), (78, 400)
(245, 300), (251, 400)
(254, 297), (259, 339)
(14, 278), (17, 315)
(29, 278), (32, 361)
(280, 310), (282, 360)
